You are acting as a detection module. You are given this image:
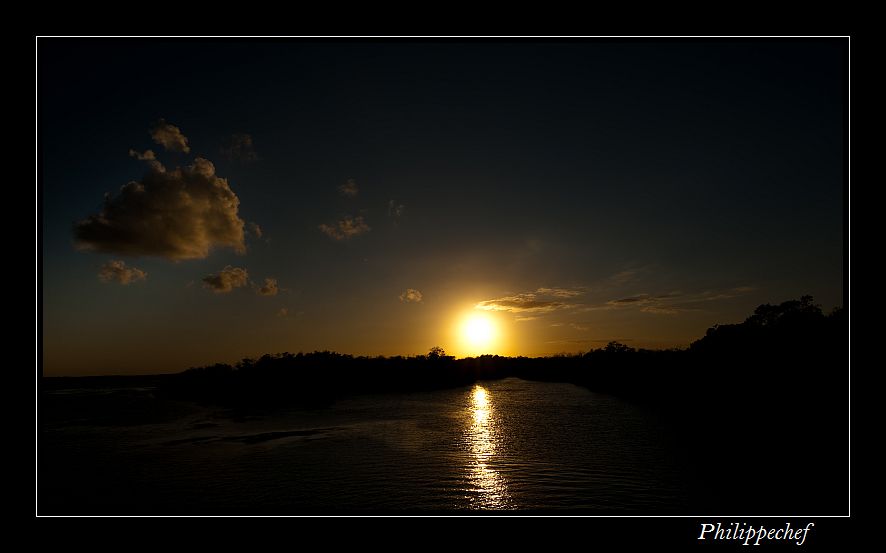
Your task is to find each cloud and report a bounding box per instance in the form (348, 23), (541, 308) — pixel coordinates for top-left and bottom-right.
(609, 269), (642, 285)
(602, 294), (685, 314)
(476, 295), (564, 313)
(640, 305), (681, 315)
(608, 296), (648, 305)
(475, 287), (582, 313)
(257, 277), (278, 296)
(74, 158), (246, 260)
(277, 307), (289, 317)
(202, 266), (249, 294)
(339, 179), (358, 198)
(97, 260), (146, 285)
(588, 287), (755, 315)
(248, 222), (263, 239)
(515, 316), (537, 322)
(221, 133), (258, 161)
(128, 149), (156, 161)
(399, 288), (423, 303)
(150, 119), (190, 153)
(388, 200), (405, 218)
(318, 216), (371, 241)
(536, 287), (583, 298)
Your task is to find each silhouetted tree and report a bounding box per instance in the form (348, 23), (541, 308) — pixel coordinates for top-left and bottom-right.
(428, 346), (446, 359)
(603, 341), (635, 354)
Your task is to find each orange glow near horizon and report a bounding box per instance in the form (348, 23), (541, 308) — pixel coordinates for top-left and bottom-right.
(453, 312), (503, 357)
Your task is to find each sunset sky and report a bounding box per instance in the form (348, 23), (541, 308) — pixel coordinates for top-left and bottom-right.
(40, 39), (845, 375)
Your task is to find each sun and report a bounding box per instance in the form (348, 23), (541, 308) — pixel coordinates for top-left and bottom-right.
(460, 314), (497, 355)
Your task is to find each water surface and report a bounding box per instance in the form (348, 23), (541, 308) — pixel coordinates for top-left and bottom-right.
(41, 377), (687, 513)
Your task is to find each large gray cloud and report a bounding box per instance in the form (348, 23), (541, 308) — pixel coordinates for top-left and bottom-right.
(74, 158), (246, 260)
(150, 119), (190, 153)
(202, 266), (249, 294)
(97, 260), (147, 285)
(318, 215), (370, 241)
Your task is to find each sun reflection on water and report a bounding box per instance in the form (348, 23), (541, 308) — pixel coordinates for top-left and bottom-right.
(465, 385), (511, 509)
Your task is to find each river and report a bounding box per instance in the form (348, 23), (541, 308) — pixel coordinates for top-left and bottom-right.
(40, 377), (688, 514)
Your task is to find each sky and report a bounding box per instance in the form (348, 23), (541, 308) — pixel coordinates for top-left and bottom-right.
(40, 39), (846, 375)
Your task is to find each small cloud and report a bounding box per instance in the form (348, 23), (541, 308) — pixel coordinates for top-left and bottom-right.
(202, 266), (249, 294)
(74, 157), (245, 260)
(640, 306), (681, 315)
(536, 287), (583, 298)
(610, 269), (641, 285)
(608, 296), (648, 305)
(128, 149), (156, 161)
(475, 287), (582, 314)
(388, 200), (405, 218)
(318, 215), (371, 241)
(247, 222), (263, 239)
(569, 322), (589, 331)
(150, 119), (190, 153)
(515, 316), (537, 322)
(221, 133), (258, 161)
(338, 178), (358, 198)
(98, 260), (146, 285)
(601, 294), (685, 314)
(257, 277), (278, 296)
(589, 287), (754, 315)
(399, 288), (423, 303)
(277, 307), (289, 318)
(475, 294), (564, 313)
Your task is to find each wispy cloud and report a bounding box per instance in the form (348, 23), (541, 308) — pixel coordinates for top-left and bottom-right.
(247, 222), (263, 239)
(150, 119), (190, 153)
(388, 200), (405, 218)
(515, 316), (538, 322)
(476, 295), (565, 313)
(221, 133), (258, 161)
(202, 266), (249, 294)
(536, 287), (583, 298)
(98, 260), (146, 285)
(586, 287), (755, 315)
(399, 288), (423, 303)
(318, 216), (370, 241)
(475, 287), (583, 313)
(609, 268), (643, 285)
(339, 179), (358, 198)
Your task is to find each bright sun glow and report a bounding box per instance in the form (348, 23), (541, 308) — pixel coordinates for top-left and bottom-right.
(461, 314), (497, 354)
